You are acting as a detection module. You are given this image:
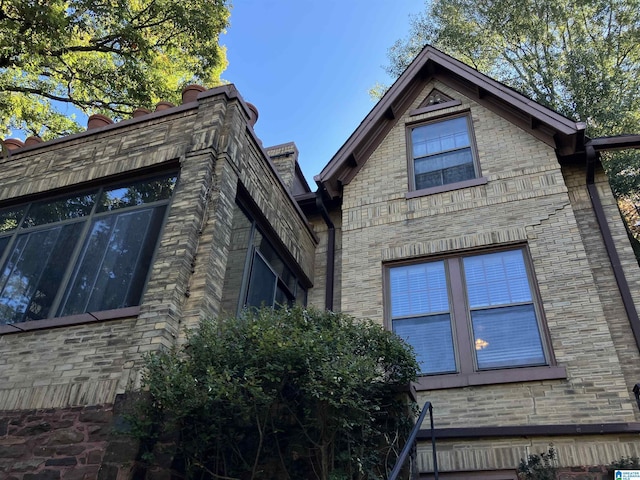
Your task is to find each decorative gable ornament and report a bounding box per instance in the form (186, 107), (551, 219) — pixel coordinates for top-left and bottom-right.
(420, 89), (454, 107)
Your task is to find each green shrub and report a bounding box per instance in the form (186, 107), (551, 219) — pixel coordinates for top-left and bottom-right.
(130, 306), (419, 480)
(518, 446), (558, 480)
(608, 456), (640, 473)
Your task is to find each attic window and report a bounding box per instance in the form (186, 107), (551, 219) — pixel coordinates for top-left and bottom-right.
(408, 114), (481, 191)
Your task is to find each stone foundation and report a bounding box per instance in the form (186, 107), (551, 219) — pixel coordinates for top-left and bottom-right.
(0, 396), (140, 480)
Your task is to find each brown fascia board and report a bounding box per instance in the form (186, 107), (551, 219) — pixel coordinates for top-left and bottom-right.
(588, 134), (640, 151)
(418, 422), (640, 440)
(315, 45), (586, 199)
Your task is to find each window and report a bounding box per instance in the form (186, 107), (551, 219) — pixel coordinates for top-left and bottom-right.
(387, 248), (559, 386)
(409, 115), (479, 191)
(0, 173), (177, 326)
(221, 201), (307, 314)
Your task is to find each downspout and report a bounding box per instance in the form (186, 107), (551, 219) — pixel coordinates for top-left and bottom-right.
(316, 192), (335, 311)
(585, 143), (640, 352)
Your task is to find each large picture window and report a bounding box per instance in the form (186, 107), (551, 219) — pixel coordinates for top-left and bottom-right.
(0, 173), (177, 325)
(388, 248), (552, 382)
(409, 115), (479, 190)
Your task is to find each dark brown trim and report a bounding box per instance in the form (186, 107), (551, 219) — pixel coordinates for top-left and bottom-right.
(413, 365), (566, 390)
(417, 422), (640, 440)
(316, 45), (585, 199)
(585, 145), (640, 352)
(316, 192), (335, 311)
(420, 471), (517, 480)
(410, 100), (462, 117)
(405, 177), (488, 199)
(588, 135), (640, 151)
(0, 306), (140, 335)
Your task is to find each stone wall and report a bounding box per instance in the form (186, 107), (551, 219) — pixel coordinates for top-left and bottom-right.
(0, 405), (116, 480)
(0, 84), (317, 435)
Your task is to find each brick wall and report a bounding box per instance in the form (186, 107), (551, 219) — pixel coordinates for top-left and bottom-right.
(337, 80), (640, 471)
(564, 164), (640, 422)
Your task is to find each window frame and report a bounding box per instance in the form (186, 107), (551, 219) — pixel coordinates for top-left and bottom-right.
(406, 112), (487, 197)
(221, 191), (310, 315)
(384, 245), (566, 390)
(0, 169), (177, 334)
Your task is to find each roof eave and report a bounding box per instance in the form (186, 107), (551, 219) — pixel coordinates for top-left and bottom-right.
(316, 46), (586, 200)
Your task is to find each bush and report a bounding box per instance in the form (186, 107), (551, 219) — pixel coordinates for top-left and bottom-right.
(518, 446), (558, 480)
(130, 306), (419, 480)
(609, 456), (640, 473)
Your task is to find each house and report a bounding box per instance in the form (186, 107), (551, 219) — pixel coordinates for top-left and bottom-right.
(315, 46), (640, 479)
(0, 85), (320, 477)
(0, 45), (639, 479)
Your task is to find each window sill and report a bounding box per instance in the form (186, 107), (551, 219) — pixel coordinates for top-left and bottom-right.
(405, 177), (488, 199)
(413, 365), (567, 390)
(0, 306), (140, 335)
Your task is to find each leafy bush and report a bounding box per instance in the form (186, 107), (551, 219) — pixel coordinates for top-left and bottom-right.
(130, 306), (419, 480)
(608, 456), (640, 473)
(518, 446), (558, 480)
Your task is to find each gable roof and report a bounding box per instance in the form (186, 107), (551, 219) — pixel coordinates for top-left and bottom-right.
(315, 45), (587, 200)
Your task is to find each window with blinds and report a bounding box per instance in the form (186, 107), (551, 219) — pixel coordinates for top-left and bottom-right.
(409, 115), (479, 191)
(388, 248), (547, 376)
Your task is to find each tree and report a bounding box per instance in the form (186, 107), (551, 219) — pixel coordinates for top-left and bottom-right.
(0, 0), (230, 139)
(130, 306), (419, 480)
(385, 0), (640, 202)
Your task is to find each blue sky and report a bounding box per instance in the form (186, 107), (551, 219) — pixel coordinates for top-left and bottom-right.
(221, 1), (425, 186)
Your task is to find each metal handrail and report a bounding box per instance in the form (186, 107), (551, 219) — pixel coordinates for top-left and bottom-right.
(388, 401), (438, 480)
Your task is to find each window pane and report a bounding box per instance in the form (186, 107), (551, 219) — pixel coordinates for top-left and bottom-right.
(22, 193), (97, 227)
(471, 304), (545, 369)
(414, 148), (474, 173)
(0, 206), (26, 232)
(96, 175), (177, 212)
(442, 161), (476, 185)
(0, 224), (82, 324)
(245, 252), (276, 308)
(415, 149), (475, 189)
(390, 262), (448, 317)
(59, 207), (165, 315)
(221, 204), (253, 314)
(275, 284), (292, 308)
(0, 237), (8, 259)
(393, 314), (456, 374)
(412, 116), (476, 189)
(412, 117), (470, 158)
(295, 282), (307, 305)
(464, 250), (532, 308)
